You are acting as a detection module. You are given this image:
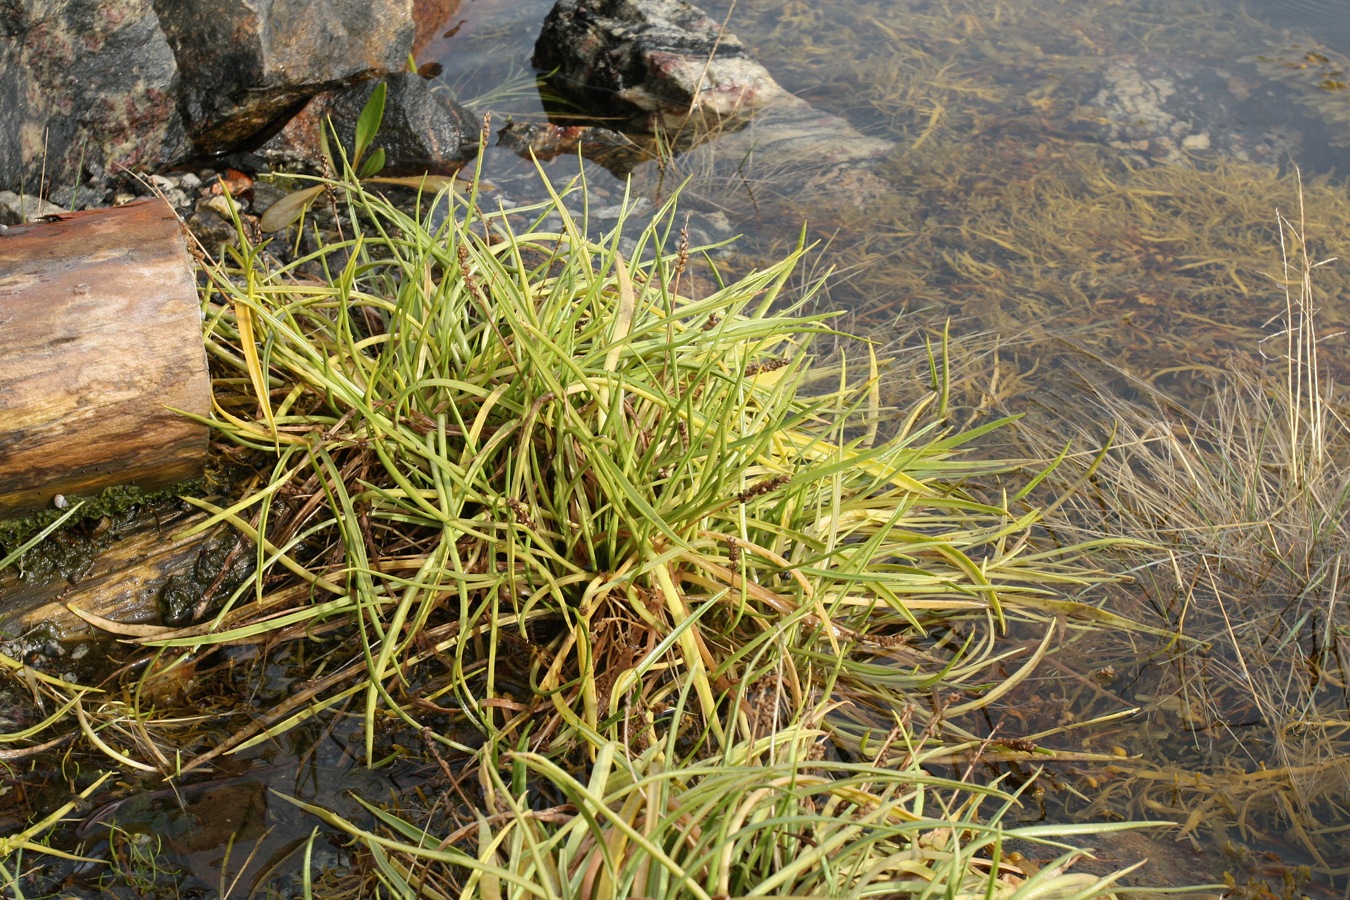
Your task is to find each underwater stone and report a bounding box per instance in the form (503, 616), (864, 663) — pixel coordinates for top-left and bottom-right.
(1091, 56), (1303, 166)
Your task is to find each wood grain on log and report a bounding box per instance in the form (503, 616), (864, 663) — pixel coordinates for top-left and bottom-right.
(0, 199), (210, 518)
(0, 508), (221, 639)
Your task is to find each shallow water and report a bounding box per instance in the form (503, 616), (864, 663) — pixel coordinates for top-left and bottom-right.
(418, 0), (1350, 890)
(1256, 0), (1350, 47)
(436, 0), (1350, 383)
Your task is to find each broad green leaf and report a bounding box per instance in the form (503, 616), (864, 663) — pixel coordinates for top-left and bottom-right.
(358, 146), (386, 179)
(354, 80), (387, 165)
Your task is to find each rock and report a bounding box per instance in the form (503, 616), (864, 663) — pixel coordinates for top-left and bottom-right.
(185, 207), (244, 255)
(412, 0), (462, 59)
(266, 72), (477, 174)
(0, 1), (189, 196)
(535, 0), (779, 130)
(0, 191), (70, 226)
(0, 1), (421, 194)
(498, 121), (648, 172)
(152, 0), (418, 153)
(534, 0), (894, 203)
(1091, 56), (1303, 166)
(332, 73), (476, 173)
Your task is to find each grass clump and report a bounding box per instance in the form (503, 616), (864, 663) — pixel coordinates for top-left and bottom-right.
(184, 163), (1109, 752)
(0, 161), (1146, 894)
(163, 164), (1142, 893)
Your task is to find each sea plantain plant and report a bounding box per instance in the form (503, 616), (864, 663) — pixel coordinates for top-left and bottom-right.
(121, 147), (1154, 894)
(258, 80), (468, 234)
(182, 164), (1127, 751)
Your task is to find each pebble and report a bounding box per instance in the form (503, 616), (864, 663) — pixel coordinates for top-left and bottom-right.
(201, 193), (243, 222)
(0, 190), (69, 225)
(1181, 132), (1211, 151)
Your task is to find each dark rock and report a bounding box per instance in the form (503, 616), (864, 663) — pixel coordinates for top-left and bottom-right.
(331, 73), (477, 173)
(535, 0), (894, 203)
(185, 205), (244, 255)
(152, 0), (418, 154)
(0, 1), (188, 194)
(267, 73), (477, 174)
(498, 121), (647, 172)
(535, 0), (778, 130)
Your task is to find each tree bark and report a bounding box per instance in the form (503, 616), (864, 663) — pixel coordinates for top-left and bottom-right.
(0, 198), (210, 518)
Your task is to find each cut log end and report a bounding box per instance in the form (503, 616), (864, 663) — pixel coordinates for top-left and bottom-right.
(0, 199), (211, 519)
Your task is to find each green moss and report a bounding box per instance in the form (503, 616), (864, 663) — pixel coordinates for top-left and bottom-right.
(0, 480), (197, 544)
(0, 479), (208, 584)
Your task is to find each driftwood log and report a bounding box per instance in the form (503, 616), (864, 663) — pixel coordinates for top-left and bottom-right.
(0, 199), (211, 519)
(0, 507), (242, 640)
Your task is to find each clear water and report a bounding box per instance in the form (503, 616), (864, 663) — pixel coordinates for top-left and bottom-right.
(430, 0), (1350, 385)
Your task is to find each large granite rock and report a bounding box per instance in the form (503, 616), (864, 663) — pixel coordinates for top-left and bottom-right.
(152, 0), (417, 152)
(0, 1), (187, 194)
(535, 0), (778, 130)
(0, 0), (419, 193)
